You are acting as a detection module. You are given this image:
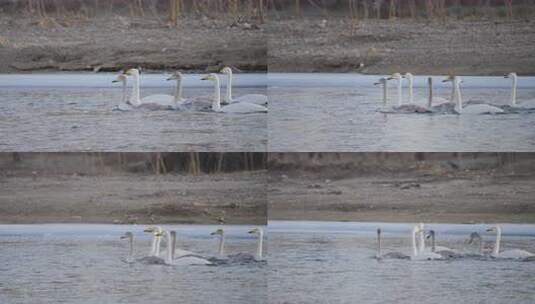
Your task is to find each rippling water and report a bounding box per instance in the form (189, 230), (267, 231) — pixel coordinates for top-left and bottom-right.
(0, 224), (267, 304)
(268, 74), (535, 151)
(268, 221), (535, 304)
(0, 74), (267, 152)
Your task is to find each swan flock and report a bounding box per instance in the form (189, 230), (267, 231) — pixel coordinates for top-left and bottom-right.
(376, 223), (534, 261)
(376, 72), (534, 114)
(120, 226), (265, 266)
(111, 67), (267, 113)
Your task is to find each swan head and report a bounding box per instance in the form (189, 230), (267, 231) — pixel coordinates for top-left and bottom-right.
(248, 227), (263, 236)
(504, 72), (517, 79)
(123, 68), (140, 76)
(211, 228), (224, 236)
(404, 73), (413, 80)
(425, 230), (435, 239)
(112, 74), (127, 84)
(486, 225), (501, 233)
(167, 71), (183, 81)
(201, 73), (219, 82)
(374, 78), (387, 86)
(120, 232), (133, 240)
(143, 226), (163, 234)
(387, 73), (403, 80)
(467, 232), (482, 244)
(220, 67), (233, 75)
(443, 75), (462, 85)
(377, 228), (382, 235)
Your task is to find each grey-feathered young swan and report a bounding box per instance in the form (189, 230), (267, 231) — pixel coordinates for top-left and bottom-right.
(200, 74), (267, 113)
(425, 230), (462, 258)
(163, 230), (212, 265)
(220, 67), (268, 106)
(210, 228), (259, 263)
(384, 73), (430, 113)
(120, 231), (166, 265)
(111, 74), (133, 111)
(375, 228), (409, 260)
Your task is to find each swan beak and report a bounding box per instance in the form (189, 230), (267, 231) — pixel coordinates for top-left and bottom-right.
(210, 232), (217, 235)
(166, 77), (173, 81)
(112, 80), (118, 83)
(504, 74), (509, 78)
(201, 75), (210, 81)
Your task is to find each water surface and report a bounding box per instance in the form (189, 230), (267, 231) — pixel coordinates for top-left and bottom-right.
(0, 224), (266, 304)
(0, 73), (267, 152)
(268, 221), (535, 304)
(268, 74), (535, 151)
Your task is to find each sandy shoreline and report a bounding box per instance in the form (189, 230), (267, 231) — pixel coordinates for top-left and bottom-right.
(269, 168), (535, 224)
(0, 171), (267, 225)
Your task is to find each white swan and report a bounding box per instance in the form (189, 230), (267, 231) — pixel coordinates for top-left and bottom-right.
(486, 225), (534, 259)
(163, 230), (212, 265)
(169, 230), (196, 258)
(386, 73), (430, 113)
(375, 228), (409, 260)
(410, 225), (443, 260)
(200, 74), (268, 113)
(248, 227), (265, 261)
(444, 75), (504, 114)
(123, 68), (177, 110)
(504, 72), (535, 109)
(144, 226), (164, 257)
(120, 231), (166, 265)
(111, 75), (133, 111)
(220, 67), (268, 105)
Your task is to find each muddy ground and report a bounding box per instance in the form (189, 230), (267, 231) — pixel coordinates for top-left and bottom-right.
(267, 18), (535, 75)
(0, 13), (266, 73)
(0, 171), (267, 225)
(1, 12), (534, 75)
(269, 167), (535, 223)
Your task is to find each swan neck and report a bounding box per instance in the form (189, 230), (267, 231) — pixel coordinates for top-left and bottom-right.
(121, 81), (127, 105)
(511, 76), (517, 106)
(149, 234), (156, 256)
(494, 227), (501, 255)
(412, 228), (418, 256)
(174, 78), (183, 105)
(382, 82), (388, 106)
(418, 228), (425, 253)
(171, 233), (176, 260)
(256, 231), (263, 260)
(225, 71), (233, 103)
(128, 236), (134, 260)
(131, 72), (141, 106)
(376, 231), (382, 258)
(165, 231), (173, 264)
(212, 77), (221, 112)
(218, 234), (225, 256)
(431, 234), (436, 252)
(455, 79), (463, 113)
(155, 234), (162, 257)
(397, 78), (402, 106)
(408, 77), (414, 104)
(427, 77), (433, 108)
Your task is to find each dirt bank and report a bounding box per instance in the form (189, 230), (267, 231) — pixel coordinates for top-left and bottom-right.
(269, 165), (535, 224)
(267, 18), (535, 75)
(0, 13), (266, 73)
(0, 171), (267, 225)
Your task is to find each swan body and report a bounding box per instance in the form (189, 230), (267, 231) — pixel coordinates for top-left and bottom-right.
(504, 72), (535, 109)
(111, 74), (133, 111)
(165, 230), (212, 265)
(487, 226), (534, 260)
(209, 228), (258, 264)
(123, 69), (178, 110)
(411, 225), (443, 261)
(445, 76), (504, 114)
(375, 228), (410, 260)
(425, 230), (462, 259)
(384, 73), (431, 113)
(248, 227), (265, 261)
(120, 232), (166, 265)
(220, 67), (268, 105)
(201, 74), (268, 113)
(169, 230), (195, 258)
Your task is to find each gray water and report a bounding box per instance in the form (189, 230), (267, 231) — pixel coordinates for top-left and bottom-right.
(268, 74), (535, 152)
(268, 221), (535, 304)
(0, 224), (267, 304)
(0, 74), (267, 152)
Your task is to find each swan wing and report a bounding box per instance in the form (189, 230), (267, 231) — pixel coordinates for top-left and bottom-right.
(173, 255), (213, 265)
(382, 252), (410, 259)
(516, 100), (535, 109)
(137, 256), (166, 265)
(463, 104), (504, 114)
(174, 248), (195, 258)
(221, 102), (268, 114)
(113, 103), (133, 112)
(393, 104), (431, 113)
(498, 249), (534, 259)
(233, 94), (268, 105)
(140, 94), (175, 107)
